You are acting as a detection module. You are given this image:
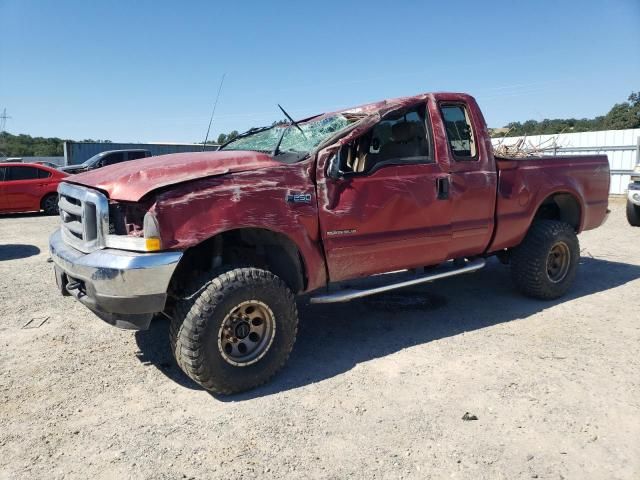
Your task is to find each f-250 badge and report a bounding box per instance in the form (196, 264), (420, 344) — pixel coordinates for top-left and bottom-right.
(286, 192), (312, 203)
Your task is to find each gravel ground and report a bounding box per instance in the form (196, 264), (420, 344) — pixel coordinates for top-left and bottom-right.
(1, 197), (638, 480)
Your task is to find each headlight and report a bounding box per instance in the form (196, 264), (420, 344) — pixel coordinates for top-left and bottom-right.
(105, 209), (162, 252)
(142, 212), (162, 251)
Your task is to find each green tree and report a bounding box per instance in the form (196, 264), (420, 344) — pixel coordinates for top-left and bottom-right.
(491, 90), (638, 137)
(227, 130), (239, 141)
(0, 132), (111, 157)
(215, 130), (239, 145)
(602, 92), (640, 130)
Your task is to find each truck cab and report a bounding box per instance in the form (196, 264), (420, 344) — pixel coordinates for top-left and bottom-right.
(318, 96), (497, 280)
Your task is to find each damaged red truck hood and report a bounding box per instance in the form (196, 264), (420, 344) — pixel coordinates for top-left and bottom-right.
(64, 150), (281, 201)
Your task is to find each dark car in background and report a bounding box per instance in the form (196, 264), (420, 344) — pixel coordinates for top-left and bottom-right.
(0, 163), (68, 215)
(35, 161), (62, 169)
(60, 149), (151, 174)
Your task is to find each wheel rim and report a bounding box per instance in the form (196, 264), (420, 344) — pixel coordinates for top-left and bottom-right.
(44, 196), (58, 213)
(217, 300), (276, 367)
(546, 241), (571, 283)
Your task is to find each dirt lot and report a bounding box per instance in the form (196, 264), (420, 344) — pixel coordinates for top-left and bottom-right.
(0, 197), (638, 480)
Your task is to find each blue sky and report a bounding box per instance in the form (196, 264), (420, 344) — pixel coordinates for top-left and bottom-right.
(1, 0), (638, 143)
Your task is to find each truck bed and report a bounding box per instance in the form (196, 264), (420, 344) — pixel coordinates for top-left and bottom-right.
(489, 154), (610, 252)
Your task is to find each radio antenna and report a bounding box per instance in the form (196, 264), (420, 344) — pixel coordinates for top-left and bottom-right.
(202, 73), (226, 151)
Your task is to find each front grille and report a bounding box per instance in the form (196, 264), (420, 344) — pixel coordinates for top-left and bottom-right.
(58, 183), (109, 253)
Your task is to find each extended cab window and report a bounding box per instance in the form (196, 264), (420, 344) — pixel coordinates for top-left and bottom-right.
(8, 166), (39, 180)
(341, 104), (432, 174)
(441, 104), (477, 159)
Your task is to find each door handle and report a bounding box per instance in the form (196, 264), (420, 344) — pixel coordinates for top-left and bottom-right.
(437, 177), (449, 200)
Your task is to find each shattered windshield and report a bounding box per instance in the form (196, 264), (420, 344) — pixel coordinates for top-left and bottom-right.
(221, 115), (350, 156)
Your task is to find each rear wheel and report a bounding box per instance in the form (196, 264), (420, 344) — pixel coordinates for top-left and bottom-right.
(170, 266), (298, 394)
(510, 220), (579, 300)
(627, 200), (640, 226)
(41, 193), (59, 215)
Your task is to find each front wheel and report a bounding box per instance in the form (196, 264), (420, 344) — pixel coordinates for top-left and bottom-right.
(170, 266), (298, 394)
(510, 220), (580, 300)
(627, 200), (640, 226)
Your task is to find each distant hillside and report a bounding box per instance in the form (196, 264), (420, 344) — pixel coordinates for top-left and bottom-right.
(489, 91), (640, 137)
(0, 132), (111, 157)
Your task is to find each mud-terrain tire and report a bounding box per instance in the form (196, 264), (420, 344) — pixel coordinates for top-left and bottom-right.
(170, 266), (298, 394)
(510, 220), (580, 300)
(41, 193), (59, 215)
(627, 200), (640, 227)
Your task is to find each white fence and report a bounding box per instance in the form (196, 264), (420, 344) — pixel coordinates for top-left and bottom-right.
(492, 129), (640, 194)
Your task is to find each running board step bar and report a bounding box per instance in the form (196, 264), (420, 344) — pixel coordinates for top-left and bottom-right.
(310, 258), (486, 304)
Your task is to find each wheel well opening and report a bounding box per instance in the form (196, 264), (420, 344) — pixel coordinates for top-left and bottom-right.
(170, 228), (307, 296)
(534, 193), (581, 231)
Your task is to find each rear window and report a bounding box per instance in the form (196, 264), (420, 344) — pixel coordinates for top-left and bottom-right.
(38, 168), (52, 179)
(441, 104), (477, 159)
(8, 166), (39, 180)
(127, 151), (147, 160)
(0, 167), (6, 181)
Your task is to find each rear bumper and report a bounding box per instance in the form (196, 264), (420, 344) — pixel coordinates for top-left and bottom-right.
(49, 228), (182, 330)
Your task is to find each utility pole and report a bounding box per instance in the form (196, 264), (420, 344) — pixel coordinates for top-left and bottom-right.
(0, 108), (10, 158)
(0, 108), (10, 132)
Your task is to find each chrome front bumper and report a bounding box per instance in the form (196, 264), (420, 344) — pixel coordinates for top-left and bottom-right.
(49, 228), (182, 329)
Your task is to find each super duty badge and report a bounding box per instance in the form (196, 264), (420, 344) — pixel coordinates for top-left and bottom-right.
(286, 192), (312, 203)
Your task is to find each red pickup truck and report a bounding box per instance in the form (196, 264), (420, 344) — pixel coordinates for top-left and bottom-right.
(49, 92), (610, 394)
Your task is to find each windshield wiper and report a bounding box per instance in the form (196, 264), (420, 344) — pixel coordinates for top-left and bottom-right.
(272, 104), (307, 156)
(278, 104), (307, 139)
(272, 125), (292, 156)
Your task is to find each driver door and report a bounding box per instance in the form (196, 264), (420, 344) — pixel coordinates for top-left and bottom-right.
(317, 103), (452, 282)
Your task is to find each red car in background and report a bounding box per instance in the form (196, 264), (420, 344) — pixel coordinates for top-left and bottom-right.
(0, 163), (67, 215)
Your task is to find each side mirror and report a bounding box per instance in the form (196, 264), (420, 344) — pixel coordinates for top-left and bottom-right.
(326, 151), (343, 180)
